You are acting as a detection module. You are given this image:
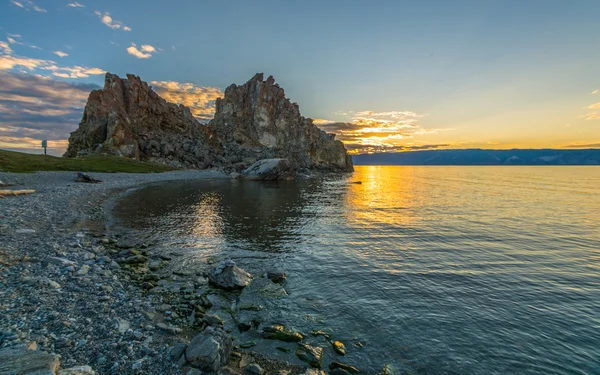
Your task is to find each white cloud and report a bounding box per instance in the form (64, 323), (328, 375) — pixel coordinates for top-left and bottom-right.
(94, 10), (131, 31)
(592, 89), (599, 95)
(0, 42), (12, 54)
(0, 48), (104, 78)
(140, 45), (155, 53)
(10, 0), (46, 12)
(67, 2), (84, 7)
(150, 80), (223, 120)
(127, 43), (155, 59)
(7, 37), (22, 45)
(53, 51), (69, 58)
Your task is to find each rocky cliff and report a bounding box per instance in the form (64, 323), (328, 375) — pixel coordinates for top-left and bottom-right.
(210, 73), (353, 172)
(64, 73), (219, 169)
(65, 73), (353, 172)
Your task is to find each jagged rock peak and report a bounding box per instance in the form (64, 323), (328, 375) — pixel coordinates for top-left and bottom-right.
(211, 73), (353, 172)
(64, 73), (216, 169)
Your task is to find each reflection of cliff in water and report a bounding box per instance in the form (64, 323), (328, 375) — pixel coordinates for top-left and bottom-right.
(112, 177), (349, 253)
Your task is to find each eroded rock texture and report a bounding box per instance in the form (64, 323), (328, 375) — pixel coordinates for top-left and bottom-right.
(65, 73), (353, 172)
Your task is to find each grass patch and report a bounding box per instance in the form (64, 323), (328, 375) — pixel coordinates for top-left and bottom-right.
(0, 149), (174, 173)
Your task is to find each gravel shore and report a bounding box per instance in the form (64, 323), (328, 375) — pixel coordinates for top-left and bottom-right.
(0, 170), (229, 374)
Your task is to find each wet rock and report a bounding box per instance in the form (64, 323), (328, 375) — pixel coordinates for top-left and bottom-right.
(302, 370), (327, 375)
(58, 365), (97, 374)
(208, 263), (251, 290)
(118, 255), (147, 264)
(170, 343), (187, 363)
(266, 272), (287, 283)
(330, 369), (351, 375)
(185, 327), (232, 372)
(246, 363), (263, 375)
(239, 341), (256, 349)
(203, 313), (225, 326)
(311, 329), (332, 339)
(376, 364), (395, 375)
(0, 345), (60, 375)
(237, 322), (252, 332)
(242, 159), (295, 181)
(331, 340), (346, 355)
(262, 324), (304, 342)
(296, 344), (323, 368)
(329, 362), (360, 374)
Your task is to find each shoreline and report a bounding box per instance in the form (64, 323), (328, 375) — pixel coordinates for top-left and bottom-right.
(0, 171), (349, 375)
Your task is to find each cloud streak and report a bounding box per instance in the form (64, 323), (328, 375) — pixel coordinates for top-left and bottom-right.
(0, 43), (104, 78)
(53, 51), (69, 58)
(67, 2), (84, 7)
(0, 71), (99, 155)
(94, 11), (131, 31)
(150, 80), (223, 121)
(315, 110), (452, 154)
(10, 0), (46, 12)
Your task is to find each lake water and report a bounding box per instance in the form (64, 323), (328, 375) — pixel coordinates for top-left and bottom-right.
(113, 166), (600, 374)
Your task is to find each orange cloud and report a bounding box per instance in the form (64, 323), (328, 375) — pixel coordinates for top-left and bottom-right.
(150, 80), (223, 121)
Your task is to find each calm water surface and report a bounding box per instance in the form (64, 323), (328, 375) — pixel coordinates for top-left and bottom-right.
(113, 166), (600, 374)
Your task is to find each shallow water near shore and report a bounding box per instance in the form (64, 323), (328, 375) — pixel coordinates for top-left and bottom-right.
(112, 166), (600, 374)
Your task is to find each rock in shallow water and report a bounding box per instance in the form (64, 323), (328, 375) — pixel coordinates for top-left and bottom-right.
(329, 362), (360, 374)
(296, 343), (323, 369)
(185, 327), (232, 372)
(208, 264), (251, 290)
(262, 324), (304, 342)
(242, 159), (296, 181)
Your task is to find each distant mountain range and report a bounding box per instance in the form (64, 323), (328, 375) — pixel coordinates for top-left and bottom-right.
(352, 149), (600, 165)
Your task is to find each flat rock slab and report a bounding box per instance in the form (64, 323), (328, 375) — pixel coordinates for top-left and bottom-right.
(0, 345), (60, 375)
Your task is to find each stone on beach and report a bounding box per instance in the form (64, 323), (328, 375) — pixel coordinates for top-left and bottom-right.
(185, 327), (232, 372)
(0, 345), (60, 375)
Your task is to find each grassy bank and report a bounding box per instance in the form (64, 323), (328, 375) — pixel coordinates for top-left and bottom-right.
(0, 150), (174, 173)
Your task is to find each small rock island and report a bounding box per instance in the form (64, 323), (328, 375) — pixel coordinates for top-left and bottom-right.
(65, 73), (353, 175)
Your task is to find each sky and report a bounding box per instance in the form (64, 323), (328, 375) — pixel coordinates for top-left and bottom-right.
(0, 0), (599, 156)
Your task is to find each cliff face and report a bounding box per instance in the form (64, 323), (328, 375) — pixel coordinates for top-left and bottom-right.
(65, 73), (353, 172)
(65, 73), (218, 169)
(210, 73), (353, 171)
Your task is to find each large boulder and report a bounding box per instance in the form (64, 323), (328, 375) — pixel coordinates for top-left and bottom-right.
(242, 158), (296, 181)
(0, 345), (60, 375)
(208, 260), (251, 290)
(185, 327), (232, 372)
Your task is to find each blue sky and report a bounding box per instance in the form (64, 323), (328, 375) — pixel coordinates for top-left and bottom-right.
(1, 0), (599, 155)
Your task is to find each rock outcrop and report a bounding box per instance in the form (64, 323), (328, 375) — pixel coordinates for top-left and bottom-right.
(64, 73), (218, 169)
(65, 72), (353, 173)
(210, 73), (353, 172)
